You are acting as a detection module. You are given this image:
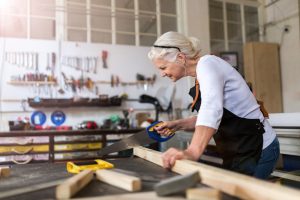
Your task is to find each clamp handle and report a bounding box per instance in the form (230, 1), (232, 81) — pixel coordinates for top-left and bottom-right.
(147, 121), (175, 142)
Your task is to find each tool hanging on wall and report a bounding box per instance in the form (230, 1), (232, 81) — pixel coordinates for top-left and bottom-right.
(85, 77), (94, 91)
(51, 52), (56, 76)
(102, 50), (108, 68)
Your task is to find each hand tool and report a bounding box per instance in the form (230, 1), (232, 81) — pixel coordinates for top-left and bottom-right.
(97, 121), (175, 157)
(102, 50), (108, 68)
(67, 159), (114, 174)
(154, 171), (200, 196)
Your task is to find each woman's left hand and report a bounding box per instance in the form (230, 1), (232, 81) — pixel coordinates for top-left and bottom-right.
(161, 147), (194, 169)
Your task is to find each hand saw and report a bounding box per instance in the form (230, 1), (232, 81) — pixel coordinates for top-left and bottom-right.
(98, 121), (175, 157)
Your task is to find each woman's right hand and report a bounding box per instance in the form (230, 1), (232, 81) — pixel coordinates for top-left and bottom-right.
(154, 121), (179, 136)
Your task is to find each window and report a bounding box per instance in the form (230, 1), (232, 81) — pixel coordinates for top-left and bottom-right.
(209, 0), (260, 74)
(0, 0), (55, 39)
(66, 0), (178, 46)
(1, 0), (178, 46)
(245, 6), (259, 42)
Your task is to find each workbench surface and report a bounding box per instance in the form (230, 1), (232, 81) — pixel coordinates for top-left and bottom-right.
(0, 157), (177, 200)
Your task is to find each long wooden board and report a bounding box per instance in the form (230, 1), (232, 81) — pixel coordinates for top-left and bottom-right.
(68, 191), (185, 200)
(133, 146), (300, 200)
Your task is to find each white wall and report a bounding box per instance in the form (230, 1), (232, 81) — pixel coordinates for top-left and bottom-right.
(183, 0), (300, 113)
(261, 0), (300, 112)
(0, 38), (192, 127)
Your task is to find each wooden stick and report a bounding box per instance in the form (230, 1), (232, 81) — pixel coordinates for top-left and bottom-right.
(67, 191), (185, 200)
(56, 169), (94, 199)
(0, 166), (10, 177)
(186, 188), (221, 200)
(133, 146), (300, 200)
(95, 169), (141, 192)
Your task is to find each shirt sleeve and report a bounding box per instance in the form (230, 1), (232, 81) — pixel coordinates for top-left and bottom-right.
(195, 59), (225, 129)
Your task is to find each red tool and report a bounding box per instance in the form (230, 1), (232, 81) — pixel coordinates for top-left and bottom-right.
(102, 50), (108, 68)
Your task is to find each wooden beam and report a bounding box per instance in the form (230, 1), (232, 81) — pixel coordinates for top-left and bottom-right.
(186, 188), (221, 200)
(95, 169), (141, 192)
(56, 169), (94, 199)
(0, 166), (10, 177)
(67, 191), (185, 200)
(133, 146), (300, 200)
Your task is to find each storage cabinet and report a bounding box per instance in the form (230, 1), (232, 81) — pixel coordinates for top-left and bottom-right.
(0, 129), (143, 165)
(243, 42), (283, 113)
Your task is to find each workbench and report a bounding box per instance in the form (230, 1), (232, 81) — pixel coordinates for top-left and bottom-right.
(0, 157), (178, 200)
(0, 156), (240, 200)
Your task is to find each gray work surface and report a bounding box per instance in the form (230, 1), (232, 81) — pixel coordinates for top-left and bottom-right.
(0, 157), (238, 200)
(0, 157), (176, 200)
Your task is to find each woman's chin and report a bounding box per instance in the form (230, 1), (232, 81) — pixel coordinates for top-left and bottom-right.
(169, 77), (177, 82)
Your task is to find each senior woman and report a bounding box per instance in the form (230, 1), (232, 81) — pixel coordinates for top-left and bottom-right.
(147, 31), (279, 179)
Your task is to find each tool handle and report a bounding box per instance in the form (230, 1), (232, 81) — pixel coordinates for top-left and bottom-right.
(147, 121), (175, 142)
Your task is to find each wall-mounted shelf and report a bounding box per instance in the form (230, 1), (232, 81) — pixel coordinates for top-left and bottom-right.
(27, 97), (122, 108)
(7, 81), (57, 85)
(65, 80), (155, 86)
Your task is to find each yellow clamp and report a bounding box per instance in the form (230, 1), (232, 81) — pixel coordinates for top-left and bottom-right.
(67, 159), (114, 174)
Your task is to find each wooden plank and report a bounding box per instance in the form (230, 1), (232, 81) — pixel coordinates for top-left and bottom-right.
(0, 166), (10, 177)
(272, 170), (300, 182)
(133, 146), (300, 200)
(56, 169), (94, 199)
(95, 169), (141, 192)
(186, 188), (221, 200)
(69, 191), (185, 200)
(243, 42), (283, 113)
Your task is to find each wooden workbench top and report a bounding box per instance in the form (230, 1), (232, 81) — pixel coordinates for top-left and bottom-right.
(0, 158), (177, 200)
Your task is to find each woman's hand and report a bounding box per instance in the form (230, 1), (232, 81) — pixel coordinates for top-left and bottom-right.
(161, 125), (216, 169)
(161, 147), (196, 169)
(154, 121), (179, 136)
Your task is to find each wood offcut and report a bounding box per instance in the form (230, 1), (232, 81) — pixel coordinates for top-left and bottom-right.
(0, 166), (10, 177)
(56, 169), (94, 199)
(95, 169), (141, 192)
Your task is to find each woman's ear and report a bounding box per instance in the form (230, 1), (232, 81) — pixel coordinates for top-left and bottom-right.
(176, 53), (186, 64)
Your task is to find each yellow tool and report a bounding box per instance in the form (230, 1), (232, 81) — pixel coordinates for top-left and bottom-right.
(67, 159), (114, 174)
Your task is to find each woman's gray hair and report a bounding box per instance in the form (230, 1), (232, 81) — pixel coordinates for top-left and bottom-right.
(148, 31), (201, 62)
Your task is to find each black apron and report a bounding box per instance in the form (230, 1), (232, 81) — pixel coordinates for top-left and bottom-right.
(189, 83), (265, 175)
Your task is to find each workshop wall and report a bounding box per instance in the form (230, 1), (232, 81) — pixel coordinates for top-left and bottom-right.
(0, 38), (192, 128)
(262, 0), (300, 112)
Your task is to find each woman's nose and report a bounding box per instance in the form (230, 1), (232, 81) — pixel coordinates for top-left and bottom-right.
(161, 72), (166, 77)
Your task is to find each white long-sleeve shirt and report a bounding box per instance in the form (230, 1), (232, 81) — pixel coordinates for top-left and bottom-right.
(195, 55), (276, 149)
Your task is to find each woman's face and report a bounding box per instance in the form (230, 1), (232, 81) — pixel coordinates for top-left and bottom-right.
(153, 58), (185, 82)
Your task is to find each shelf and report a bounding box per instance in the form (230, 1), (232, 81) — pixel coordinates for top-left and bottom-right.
(27, 97), (122, 108)
(66, 80), (155, 86)
(7, 81), (57, 85)
(7, 80), (154, 87)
